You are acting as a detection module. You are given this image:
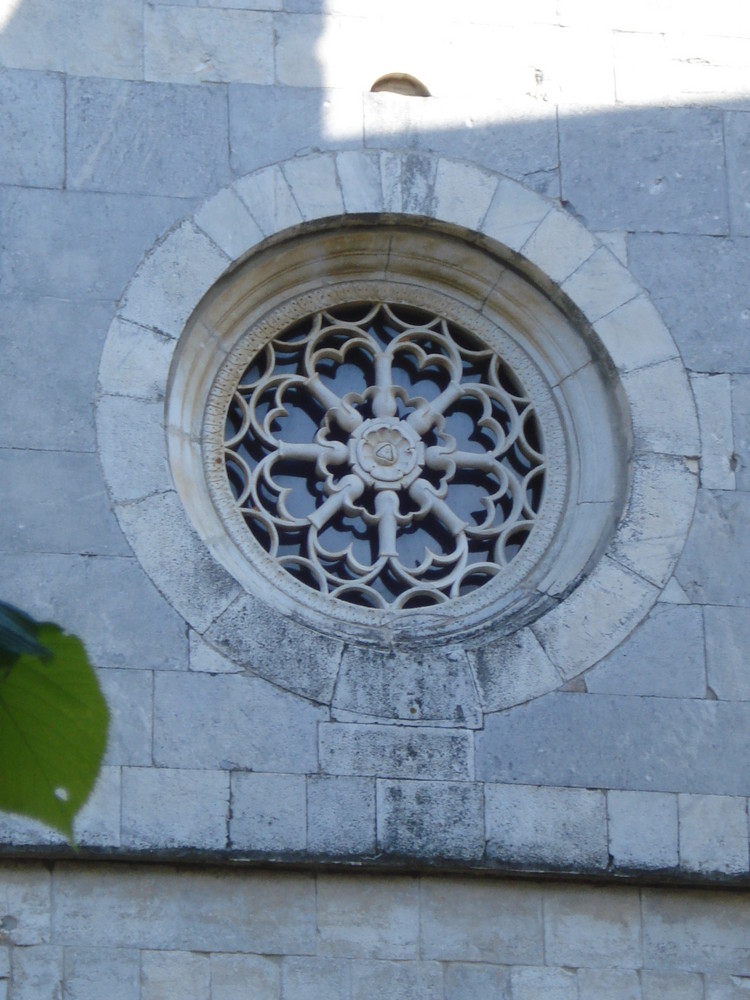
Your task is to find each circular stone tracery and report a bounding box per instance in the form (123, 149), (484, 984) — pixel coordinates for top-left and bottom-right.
(223, 302), (545, 610)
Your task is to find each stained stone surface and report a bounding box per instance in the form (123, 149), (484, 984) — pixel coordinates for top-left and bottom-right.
(66, 77), (231, 198)
(628, 234), (750, 373)
(2, 2), (750, 991)
(559, 107), (728, 234)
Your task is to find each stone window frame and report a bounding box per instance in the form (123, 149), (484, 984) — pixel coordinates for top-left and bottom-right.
(96, 150), (698, 716)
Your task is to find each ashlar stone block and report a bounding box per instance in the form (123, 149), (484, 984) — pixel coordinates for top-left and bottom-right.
(0, 188), (190, 302)
(115, 491), (240, 632)
(53, 865), (316, 954)
(420, 878), (543, 964)
(316, 874), (419, 959)
(543, 884), (641, 968)
(609, 454), (697, 589)
(677, 490), (750, 606)
(733, 374), (750, 491)
(0, 448), (129, 557)
(229, 772), (306, 853)
(641, 970), (706, 1000)
(66, 77), (230, 198)
(706, 975), (750, 999)
(97, 668), (152, 767)
(319, 723), (472, 780)
(281, 957), (349, 1000)
(622, 358), (699, 456)
(477, 692), (750, 796)
(577, 969), (640, 1000)
(0, 864), (51, 945)
(531, 556), (659, 680)
(561, 245), (641, 324)
(0, 68), (63, 187)
(97, 318), (174, 404)
(8, 945), (62, 1000)
(188, 632), (243, 675)
(63, 947), (140, 1000)
(332, 644), (481, 727)
(726, 111), (750, 236)
(399, 152), (439, 216)
(592, 292), (678, 376)
(0, 553), (188, 674)
(691, 373), (736, 490)
(141, 950), (210, 1000)
(349, 960), (443, 1000)
(431, 158), (498, 232)
(336, 150), (384, 214)
(705, 605), (750, 701)
(194, 186), (264, 262)
(154, 671), (325, 773)
(480, 176), (551, 252)
(119, 221), (230, 338)
(121, 767), (229, 851)
(472, 628), (561, 713)
(145, 6), (274, 84)
(97, 395), (172, 503)
(485, 783), (607, 870)
(282, 153), (343, 221)
(628, 233), (750, 373)
(607, 790), (679, 870)
(560, 107), (727, 234)
(377, 780), (484, 860)
(0, 296), (114, 451)
(520, 206), (597, 284)
(229, 84), (362, 177)
(679, 794), (750, 876)
(443, 962), (510, 1000)
(204, 593), (342, 703)
(307, 775), (375, 856)
(512, 967), (578, 1000)
(643, 887), (750, 975)
(232, 164), (302, 237)
(0, 0), (142, 78)
(210, 954), (280, 1000)
(585, 604), (706, 699)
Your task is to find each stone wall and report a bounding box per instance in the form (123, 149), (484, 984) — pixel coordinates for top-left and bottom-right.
(3, 861), (750, 999)
(2, 0), (750, 994)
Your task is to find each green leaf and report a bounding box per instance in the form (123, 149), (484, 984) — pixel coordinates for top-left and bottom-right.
(0, 623), (109, 840)
(0, 601), (51, 661)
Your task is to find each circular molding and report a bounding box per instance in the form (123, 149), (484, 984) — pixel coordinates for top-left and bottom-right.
(96, 150), (699, 716)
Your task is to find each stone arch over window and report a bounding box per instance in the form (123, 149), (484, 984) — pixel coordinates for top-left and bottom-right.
(97, 151), (698, 723)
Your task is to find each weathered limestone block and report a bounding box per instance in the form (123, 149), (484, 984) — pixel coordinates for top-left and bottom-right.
(560, 108), (728, 234)
(121, 767), (229, 851)
(485, 784), (607, 870)
(315, 875), (419, 959)
(230, 772), (306, 852)
(154, 671), (325, 773)
(420, 878), (543, 964)
(377, 780), (484, 860)
(306, 775), (375, 856)
(319, 723), (473, 780)
(607, 790), (679, 870)
(544, 885), (641, 968)
(66, 78), (230, 197)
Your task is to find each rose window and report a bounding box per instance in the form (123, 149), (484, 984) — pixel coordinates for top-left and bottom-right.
(223, 302), (546, 610)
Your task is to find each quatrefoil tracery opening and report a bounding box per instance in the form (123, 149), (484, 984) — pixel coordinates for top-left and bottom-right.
(223, 302), (546, 610)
